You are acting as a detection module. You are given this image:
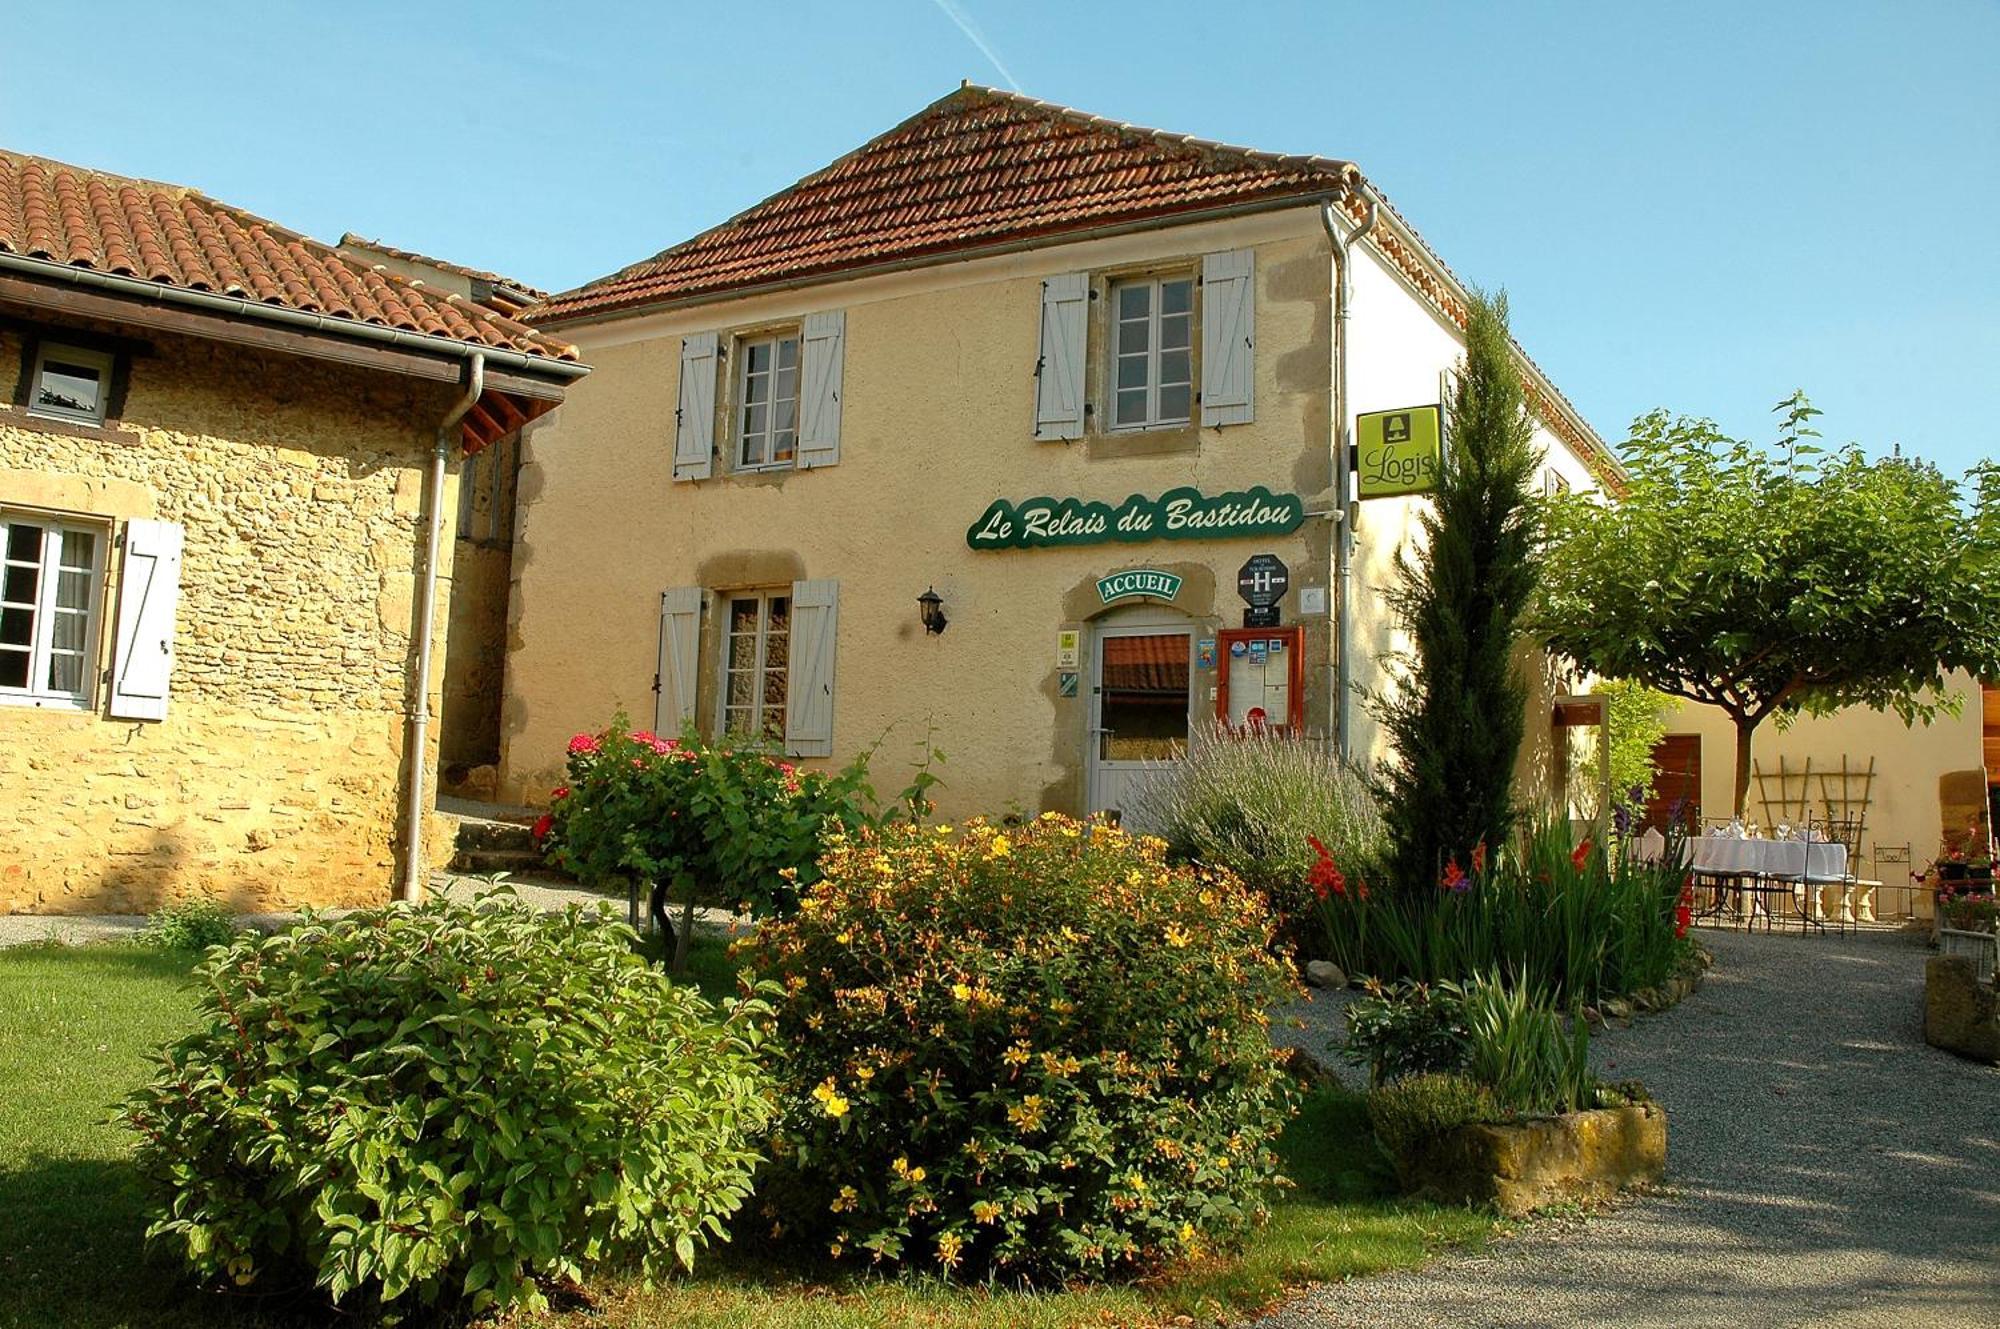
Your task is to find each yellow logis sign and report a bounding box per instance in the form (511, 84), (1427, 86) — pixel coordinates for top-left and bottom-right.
(1355, 405), (1443, 499)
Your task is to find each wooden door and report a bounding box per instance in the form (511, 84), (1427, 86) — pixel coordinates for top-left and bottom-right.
(1644, 735), (1701, 833)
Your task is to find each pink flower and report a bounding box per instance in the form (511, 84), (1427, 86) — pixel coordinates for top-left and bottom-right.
(631, 730), (675, 755)
(566, 733), (600, 756)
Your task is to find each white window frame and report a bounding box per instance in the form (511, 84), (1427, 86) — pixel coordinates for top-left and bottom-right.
(27, 342), (116, 428)
(734, 330), (802, 472)
(1107, 273), (1196, 433)
(717, 590), (790, 741)
(0, 509), (107, 710)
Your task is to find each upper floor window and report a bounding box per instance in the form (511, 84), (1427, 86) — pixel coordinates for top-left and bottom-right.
(0, 511), (104, 707)
(1109, 275), (1195, 431)
(28, 342), (115, 427)
(721, 591), (790, 740)
(737, 332), (800, 470)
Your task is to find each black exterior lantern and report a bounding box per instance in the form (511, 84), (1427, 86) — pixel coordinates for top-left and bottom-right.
(917, 586), (948, 635)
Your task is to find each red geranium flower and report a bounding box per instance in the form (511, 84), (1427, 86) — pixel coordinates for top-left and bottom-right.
(551, 785), (569, 801)
(531, 813), (553, 844)
(566, 733), (600, 756)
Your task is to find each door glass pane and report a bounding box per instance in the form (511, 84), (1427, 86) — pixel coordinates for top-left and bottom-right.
(2, 565), (34, 604)
(0, 606), (31, 648)
(59, 529), (95, 570)
(0, 648), (26, 688)
(5, 524), (41, 563)
(46, 651), (81, 695)
(1099, 633), (1190, 761)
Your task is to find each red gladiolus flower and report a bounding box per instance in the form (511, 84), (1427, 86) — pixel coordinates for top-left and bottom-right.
(1440, 858), (1469, 893)
(1470, 841), (1488, 875)
(1306, 836), (1346, 901)
(1675, 903), (1692, 938)
(531, 813), (553, 844)
(1571, 839), (1593, 871)
(1355, 879), (1370, 901)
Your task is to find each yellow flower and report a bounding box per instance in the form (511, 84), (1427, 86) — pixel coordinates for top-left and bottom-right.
(824, 1093), (849, 1118)
(1179, 1221), (1196, 1245)
(935, 823), (954, 835)
(1164, 924), (1191, 948)
(972, 1200), (1002, 1224)
(1007, 1095), (1046, 1133)
(952, 981), (974, 1002)
(831, 1185), (859, 1213)
(987, 834), (1012, 859)
(1127, 1170), (1148, 1192)
(936, 1231), (964, 1270)
(1127, 869), (1145, 886)
(811, 1078), (851, 1118)
(1003, 1041), (1032, 1067)
(836, 930), (853, 944)
(908, 1165), (926, 1183)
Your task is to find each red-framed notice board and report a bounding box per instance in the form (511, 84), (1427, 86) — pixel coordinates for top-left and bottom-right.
(1215, 626), (1305, 735)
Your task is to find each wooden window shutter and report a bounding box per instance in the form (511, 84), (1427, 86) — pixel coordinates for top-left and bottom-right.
(784, 579), (838, 758)
(673, 332), (719, 481)
(107, 518), (184, 722)
(1200, 249), (1256, 427)
(654, 586), (703, 732)
(1034, 273), (1088, 440)
(798, 309), (846, 469)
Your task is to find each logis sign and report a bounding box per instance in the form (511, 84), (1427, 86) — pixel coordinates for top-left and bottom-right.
(1355, 405), (1443, 499)
(967, 485), (1305, 551)
(1095, 569), (1183, 605)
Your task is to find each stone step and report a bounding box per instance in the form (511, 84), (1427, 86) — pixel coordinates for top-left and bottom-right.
(452, 846), (545, 875)
(453, 816), (537, 854)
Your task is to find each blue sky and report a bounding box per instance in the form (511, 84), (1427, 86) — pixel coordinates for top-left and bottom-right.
(2, 1), (1994, 475)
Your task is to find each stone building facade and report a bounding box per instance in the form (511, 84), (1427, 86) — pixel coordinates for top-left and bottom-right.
(0, 149), (581, 913)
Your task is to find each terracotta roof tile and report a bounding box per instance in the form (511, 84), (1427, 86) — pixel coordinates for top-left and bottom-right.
(0, 150), (577, 362)
(534, 85), (1358, 323)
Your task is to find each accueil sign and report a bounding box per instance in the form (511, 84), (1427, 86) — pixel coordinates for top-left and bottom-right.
(967, 485), (1304, 551)
(1355, 405), (1443, 499)
(1095, 569), (1183, 605)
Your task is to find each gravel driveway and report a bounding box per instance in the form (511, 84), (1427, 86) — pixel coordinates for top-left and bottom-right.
(1259, 928), (2000, 1329)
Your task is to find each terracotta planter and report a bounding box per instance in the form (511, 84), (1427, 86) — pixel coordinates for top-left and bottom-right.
(1397, 1102), (1667, 1217)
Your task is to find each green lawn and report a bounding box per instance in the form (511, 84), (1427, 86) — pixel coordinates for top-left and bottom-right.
(0, 939), (1497, 1329)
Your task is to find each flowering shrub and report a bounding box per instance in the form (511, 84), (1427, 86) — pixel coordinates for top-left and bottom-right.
(742, 814), (1301, 1282)
(1313, 817), (1689, 1005)
(539, 719), (877, 918)
(122, 894), (771, 1316)
(1135, 728), (1386, 955)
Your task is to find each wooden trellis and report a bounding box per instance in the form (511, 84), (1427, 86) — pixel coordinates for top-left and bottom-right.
(1751, 754), (1876, 846)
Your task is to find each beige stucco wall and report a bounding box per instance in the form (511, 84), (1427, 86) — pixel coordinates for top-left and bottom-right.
(501, 204), (1609, 823)
(1661, 673), (1987, 913)
(0, 325), (462, 913)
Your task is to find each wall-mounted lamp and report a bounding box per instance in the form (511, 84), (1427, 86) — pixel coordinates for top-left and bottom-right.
(917, 586), (948, 635)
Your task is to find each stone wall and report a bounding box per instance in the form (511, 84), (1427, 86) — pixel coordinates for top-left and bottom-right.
(0, 322), (462, 913)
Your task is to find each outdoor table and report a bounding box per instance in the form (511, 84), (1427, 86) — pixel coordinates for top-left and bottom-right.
(1687, 835), (1850, 927)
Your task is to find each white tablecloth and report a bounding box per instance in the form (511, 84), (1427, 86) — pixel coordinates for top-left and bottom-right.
(1688, 836), (1848, 881)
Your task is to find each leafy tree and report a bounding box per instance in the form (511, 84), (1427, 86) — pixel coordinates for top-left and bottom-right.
(1537, 395), (2000, 816)
(1600, 679), (1671, 818)
(1374, 291), (1542, 892)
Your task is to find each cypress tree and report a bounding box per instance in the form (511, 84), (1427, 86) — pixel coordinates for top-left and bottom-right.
(1373, 290), (1542, 893)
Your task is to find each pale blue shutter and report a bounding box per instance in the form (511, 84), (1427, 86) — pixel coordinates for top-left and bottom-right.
(798, 310), (845, 469)
(1200, 249), (1255, 427)
(654, 587), (703, 732)
(108, 518), (183, 722)
(1034, 274), (1087, 440)
(674, 333), (718, 481)
(784, 579), (838, 758)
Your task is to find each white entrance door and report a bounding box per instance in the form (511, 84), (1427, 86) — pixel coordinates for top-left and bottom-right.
(1087, 625), (1194, 829)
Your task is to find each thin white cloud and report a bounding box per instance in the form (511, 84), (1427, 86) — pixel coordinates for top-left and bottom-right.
(928, 0), (1021, 91)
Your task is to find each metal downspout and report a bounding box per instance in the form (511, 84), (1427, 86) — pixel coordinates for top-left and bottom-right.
(401, 353), (484, 902)
(1320, 195), (1377, 764)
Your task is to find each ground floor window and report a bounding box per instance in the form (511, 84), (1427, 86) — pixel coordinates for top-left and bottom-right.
(722, 591), (790, 740)
(0, 511), (104, 707)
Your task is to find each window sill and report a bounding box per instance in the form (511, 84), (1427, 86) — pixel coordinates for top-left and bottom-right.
(0, 692), (95, 714)
(1083, 422), (1203, 461)
(0, 406), (133, 445)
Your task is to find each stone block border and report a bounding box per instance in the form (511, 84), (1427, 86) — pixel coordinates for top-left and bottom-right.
(1397, 1101), (1668, 1217)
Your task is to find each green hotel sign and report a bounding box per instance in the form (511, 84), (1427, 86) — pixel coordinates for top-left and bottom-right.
(1095, 569), (1183, 605)
(967, 485), (1305, 551)
(1355, 404), (1443, 499)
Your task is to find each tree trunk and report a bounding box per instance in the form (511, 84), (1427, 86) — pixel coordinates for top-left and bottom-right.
(1731, 714), (1758, 819)
(671, 889), (696, 976)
